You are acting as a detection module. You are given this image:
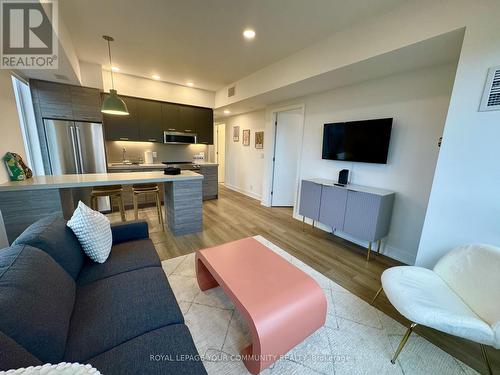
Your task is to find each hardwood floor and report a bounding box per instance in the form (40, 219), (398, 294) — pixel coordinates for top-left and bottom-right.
(108, 184), (498, 374)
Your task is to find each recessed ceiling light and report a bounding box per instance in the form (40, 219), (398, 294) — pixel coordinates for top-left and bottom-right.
(152, 74), (161, 80)
(243, 29), (256, 40)
(224, 110), (231, 114)
(111, 66), (120, 72)
(186, 81), (194, 87)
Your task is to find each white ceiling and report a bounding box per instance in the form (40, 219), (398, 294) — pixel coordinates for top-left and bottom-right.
(214, 29), (464, 119)
(60, 0), (406, 91)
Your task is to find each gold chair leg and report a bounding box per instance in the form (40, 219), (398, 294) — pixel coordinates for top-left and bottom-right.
(133, 193), (139, 220)
(367, 241), (372, 261)
(391, 323), (417, 364)
(377, 239), (382, 254)
(302, 216), (305, 232)
(480, 344), (493, 375)
(371, 286), (383, 305)
(155, 191), (163, 226)
(117, 194), (126, 222)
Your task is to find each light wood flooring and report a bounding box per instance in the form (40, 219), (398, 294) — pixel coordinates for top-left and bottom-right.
(108, 184), (498, 374)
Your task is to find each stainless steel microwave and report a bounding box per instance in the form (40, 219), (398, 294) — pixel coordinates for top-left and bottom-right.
(163, 131), (197, 144)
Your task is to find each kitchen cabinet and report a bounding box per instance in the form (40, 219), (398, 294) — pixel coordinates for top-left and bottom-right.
(101, 93), (213, 143)
(102, 95), (140, 141)
(32, 80), (73, 120)
(194, 107), (214, 144)
(70, 86), (102, 122)
(31, 80), (101, 122)
(179, 106), (195, 133)
(137, 99), (162, 142)
(199, 165), (218, 199)
(162, 102), (180, 132)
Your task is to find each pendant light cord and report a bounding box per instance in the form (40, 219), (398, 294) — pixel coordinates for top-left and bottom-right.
(107, 39), (115, 89)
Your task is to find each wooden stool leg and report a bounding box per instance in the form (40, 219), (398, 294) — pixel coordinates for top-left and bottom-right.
(155, 191), (163, 226)
(133, 193), (139, 220)
(117, 194), (126, 222)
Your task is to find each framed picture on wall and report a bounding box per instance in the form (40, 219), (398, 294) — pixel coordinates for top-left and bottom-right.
(233, 126), (240, 142)
(255, 131), (264, 149)
(243, 129), (250, 146)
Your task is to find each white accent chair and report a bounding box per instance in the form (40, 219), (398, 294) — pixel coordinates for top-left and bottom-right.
(372, 244), (500, 374)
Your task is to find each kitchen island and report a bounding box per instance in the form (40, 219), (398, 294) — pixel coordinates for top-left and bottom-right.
(0, 171), (203, 243)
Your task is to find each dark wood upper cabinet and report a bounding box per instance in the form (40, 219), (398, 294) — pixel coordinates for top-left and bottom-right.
(161, 103), (180, 132)
(178, 106), (195, 133)
(31, 80), (102, 122)
(30, 79), (215, 144)
(101, 95), (140, 141)
(70, 86), (102, 122)
(194, 107), (214, 144)
(137, 99), (162, 142)
(32, 80), (73, 120)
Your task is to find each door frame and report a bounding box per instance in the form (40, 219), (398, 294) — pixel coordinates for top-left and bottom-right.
(264, 103), (305, 214)
(214, 123), (226, 183)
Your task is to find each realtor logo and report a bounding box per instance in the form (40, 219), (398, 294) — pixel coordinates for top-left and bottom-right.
(1, 0), (58, 69)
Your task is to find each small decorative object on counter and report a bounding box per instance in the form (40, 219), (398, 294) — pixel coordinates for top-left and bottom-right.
(3, 152), (32, 181)
(164, 167), (181, 175)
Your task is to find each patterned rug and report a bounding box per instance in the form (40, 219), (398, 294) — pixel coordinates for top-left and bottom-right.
(161, 236), (477, 375)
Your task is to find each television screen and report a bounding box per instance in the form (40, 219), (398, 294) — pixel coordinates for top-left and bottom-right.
(322, 118), (393, 164)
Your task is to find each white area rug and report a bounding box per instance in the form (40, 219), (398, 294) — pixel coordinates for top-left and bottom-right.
(161, 235), (477, 375)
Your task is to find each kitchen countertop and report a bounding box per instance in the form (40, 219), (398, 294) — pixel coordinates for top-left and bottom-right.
(0, 171), (203, 192)
(107, 162), (218, 170)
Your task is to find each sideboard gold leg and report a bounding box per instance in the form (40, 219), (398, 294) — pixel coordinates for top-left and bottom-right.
(377, 239), (382, 254)
(367, 241), (372, 261)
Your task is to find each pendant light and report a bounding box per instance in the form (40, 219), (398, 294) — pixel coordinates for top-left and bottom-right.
(101, 35), (129, 115)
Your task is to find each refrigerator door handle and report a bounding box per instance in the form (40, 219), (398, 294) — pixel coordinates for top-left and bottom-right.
(75, 125), (85, 174)
(69, 126), (81, 173)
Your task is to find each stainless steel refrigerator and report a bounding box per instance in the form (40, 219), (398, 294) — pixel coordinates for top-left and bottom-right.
(44, 119), (107, 175)
(43, 119), (109, 210)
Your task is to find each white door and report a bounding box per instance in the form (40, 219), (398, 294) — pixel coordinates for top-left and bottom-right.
(215, 124), (226, 183)
(272, 109), (302, 206)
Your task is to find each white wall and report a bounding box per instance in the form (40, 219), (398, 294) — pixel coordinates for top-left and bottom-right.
(103, 72), (215, 108)
(258, 63), (456, 264)
(416, 17), (500, 267)
(0, 71), (26, 184)
(0, 70), (26, 248)
(224, 110), (266, 199)
(79, 61), (104, 89)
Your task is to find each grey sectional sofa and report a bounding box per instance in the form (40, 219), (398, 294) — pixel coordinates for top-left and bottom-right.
(0, 215), (207, 374)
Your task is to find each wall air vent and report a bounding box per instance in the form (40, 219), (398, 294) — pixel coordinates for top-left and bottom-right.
(228, 86), (236, 97)
(54, 74), (69, 81)
(479, 66), (500, 111)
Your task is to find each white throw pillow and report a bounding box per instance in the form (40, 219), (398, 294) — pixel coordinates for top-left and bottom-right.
(4, 362), (101, 374)
(67, 201), (112, 263)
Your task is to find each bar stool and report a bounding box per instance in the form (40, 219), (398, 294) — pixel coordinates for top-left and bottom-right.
(132, 183), (163, 226)
(90, 185), (126, 222)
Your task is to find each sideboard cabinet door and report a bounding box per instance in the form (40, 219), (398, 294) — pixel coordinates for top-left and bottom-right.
(298, 180), (322, 220)
(343, 190), (381, 241)
(318, 186), (347, 230)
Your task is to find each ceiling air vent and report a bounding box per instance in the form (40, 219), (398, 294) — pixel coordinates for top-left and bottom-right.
(228, 86), (236, 97)
(479, 65), (500, 111)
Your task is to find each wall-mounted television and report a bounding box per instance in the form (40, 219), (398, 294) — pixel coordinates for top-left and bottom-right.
(322, 118), (393, 164)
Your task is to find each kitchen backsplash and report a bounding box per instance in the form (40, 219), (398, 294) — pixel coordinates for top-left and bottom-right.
(106, 141), (210, 163)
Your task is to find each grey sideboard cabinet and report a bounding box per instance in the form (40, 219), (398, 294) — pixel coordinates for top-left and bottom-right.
(299, 179), (395, 261)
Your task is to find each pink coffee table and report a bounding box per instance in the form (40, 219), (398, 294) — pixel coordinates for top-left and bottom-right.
(195, 237), (327, 374)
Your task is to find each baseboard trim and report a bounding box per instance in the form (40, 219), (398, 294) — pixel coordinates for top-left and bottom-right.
(224, 183), (262, 201)
(292, 213), (415, 265)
